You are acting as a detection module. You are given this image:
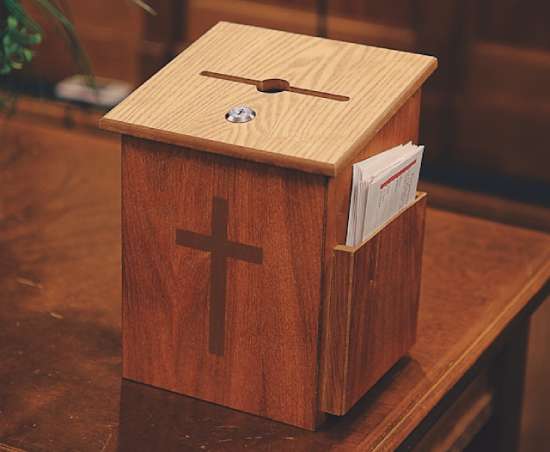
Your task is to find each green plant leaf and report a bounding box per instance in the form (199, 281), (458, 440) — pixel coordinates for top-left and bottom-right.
(7, 15), (19, 29)
(22, 48), (33, 61)
(1, 0), (155, 111)
(31, 0), (95, 88)
(4, 0), (42, 33)
(1, 7), (42, 77)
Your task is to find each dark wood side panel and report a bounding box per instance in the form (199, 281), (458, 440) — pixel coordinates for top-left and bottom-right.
(321, 194), (427, 414)
(121, 136), (327, 429)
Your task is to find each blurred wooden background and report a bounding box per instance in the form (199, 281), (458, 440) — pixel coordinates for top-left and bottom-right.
(9, 0), (550, 205)
(2, 1), (549, 450)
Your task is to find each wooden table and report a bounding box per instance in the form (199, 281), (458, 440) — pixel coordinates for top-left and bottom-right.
(1, 119), (549, 451)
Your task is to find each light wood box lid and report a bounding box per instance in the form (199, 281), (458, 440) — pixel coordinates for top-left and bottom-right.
(100, 22), (437, 176)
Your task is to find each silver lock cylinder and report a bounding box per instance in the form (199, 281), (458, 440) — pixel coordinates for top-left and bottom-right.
(225, 106), (256, 123)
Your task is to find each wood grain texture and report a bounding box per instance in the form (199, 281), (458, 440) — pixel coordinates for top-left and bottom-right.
(185, 0), (318, 43)
(0, 119), (122, 452)
(321, 193), (427, 414)
(121, 136), (326, 429)
(101, 22), (437, 175)
(2, 116), (550, 450)
(184, 0), (416, 51)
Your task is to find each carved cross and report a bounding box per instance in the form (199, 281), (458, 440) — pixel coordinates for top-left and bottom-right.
(176, 197), (263, 355)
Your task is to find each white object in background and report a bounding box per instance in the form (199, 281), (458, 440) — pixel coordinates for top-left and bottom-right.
(55, 75), (132, 108)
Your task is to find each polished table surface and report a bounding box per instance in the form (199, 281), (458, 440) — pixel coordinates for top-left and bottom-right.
(1, 120), (549, 451)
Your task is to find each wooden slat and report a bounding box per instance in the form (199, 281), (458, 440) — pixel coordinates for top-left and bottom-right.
(413, 373), (493, 451)
(418, 181), (550, 233)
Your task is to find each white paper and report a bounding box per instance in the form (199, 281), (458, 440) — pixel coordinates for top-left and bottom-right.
(345, 143), (424, 246)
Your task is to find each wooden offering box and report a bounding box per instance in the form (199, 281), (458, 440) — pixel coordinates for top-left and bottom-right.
(100, 22), (437, 430)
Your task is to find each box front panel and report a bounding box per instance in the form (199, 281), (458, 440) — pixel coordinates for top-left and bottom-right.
(121, 137), (326, 429)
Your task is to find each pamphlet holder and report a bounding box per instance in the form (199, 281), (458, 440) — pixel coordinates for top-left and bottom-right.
(320, 192), (427, 415)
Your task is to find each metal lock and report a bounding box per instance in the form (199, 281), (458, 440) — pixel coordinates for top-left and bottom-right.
(225, 106), (256, 123)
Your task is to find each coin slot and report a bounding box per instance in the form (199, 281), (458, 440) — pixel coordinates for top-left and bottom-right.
(200, 71), (349, 102)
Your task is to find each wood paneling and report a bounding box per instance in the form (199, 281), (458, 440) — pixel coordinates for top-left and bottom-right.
(454, 42), (550, 184)
(329, 0), (416, 28)
(476, 0), (550, 50)
(185, 0), (318, 43)
(140, 0), (184, 81)
(21, 0), (145, 84)
(184, 0), (417, 51)
(121, 136), (326, 429)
